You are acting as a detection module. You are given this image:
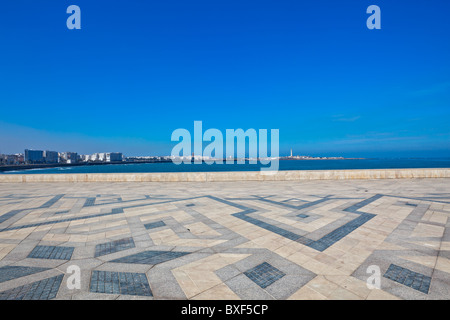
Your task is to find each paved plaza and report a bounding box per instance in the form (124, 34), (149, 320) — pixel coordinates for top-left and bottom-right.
(0, 178), (449, 300)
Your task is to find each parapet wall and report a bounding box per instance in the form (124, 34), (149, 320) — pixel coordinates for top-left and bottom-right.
(0, 168), (449, 182)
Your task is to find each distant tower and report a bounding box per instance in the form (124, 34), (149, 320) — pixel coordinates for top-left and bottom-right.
(290, 149), (293, 157)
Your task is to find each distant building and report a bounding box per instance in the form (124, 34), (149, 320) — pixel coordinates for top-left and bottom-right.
(0, 154), (24, 165)
(79, 154), (90, 162)
(98, 153), (106, 162)
(89, 154), (99, 162)
(5, 154), (24, 165)
(25, 149), (44, 164)
(60, 152), (78, 164)
(6, 155), (16, 165)
(88, 152), (123, 162)
(44, 150), (59, 164)
(16, 154), (25, 164)
(106, 152), (122, 162)
(75, 152), (123, 163)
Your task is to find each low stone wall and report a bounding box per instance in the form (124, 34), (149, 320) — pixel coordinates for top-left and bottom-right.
(0, 168), (449, 182)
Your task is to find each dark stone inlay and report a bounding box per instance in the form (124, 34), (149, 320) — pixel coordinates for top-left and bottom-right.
(90, 271), (152, 296)
(307, 213), (375, 251)
(83, 197), (96, 207)
(257, 195), (332, 210)
(404, 203), (418, 207)
(383, 264), (431, 294)
(110, 250), (190, 265)
(28, 245), (74, 260)
(225, 195), (381, 252)
(0, 210), (23, 224)
(297, 214), (309, 219)
(0, 274), (63, 300)
(0, 266), (51, 283)
(54, 210), (70, 215)
(0, 207), (125, 233)
(40, 194), (65, 208)
(0, 194), (66, 225)
(233, 209), (306, 242)
(0, 194), (202, 228)
(94, 237), (135, 257)
(343, 194), (383, 213)
(244, 262), (285, 289)
(144, 221), (166, 230)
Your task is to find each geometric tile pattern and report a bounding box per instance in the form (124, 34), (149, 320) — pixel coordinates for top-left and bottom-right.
(308, 211), (375, 252)
(94, 237), (135, 257)
(0, 208), (125, 233)
(27, 245), (74, 260)
(90, 271), (152, 296)
(229, 194), (379, 252)
(110, 250), (190, 265)
(0, 275), (64, 300)
(244, 262), (285, 289)
(0, 266), (51, 283)
(384, 264), (431, 294)
(0, 179), (449, 299)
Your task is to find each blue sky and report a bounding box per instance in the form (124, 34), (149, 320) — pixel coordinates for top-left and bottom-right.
(0, 0), (449, 157)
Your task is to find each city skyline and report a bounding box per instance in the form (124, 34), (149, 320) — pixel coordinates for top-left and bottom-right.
(0, 147), (344, 161)
(1, 1), (450, 158)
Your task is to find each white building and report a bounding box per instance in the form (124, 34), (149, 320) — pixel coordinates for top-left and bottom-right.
(79, 155), (90, 162)
(60, 152), (78, 164)
(86, 152), (123, 162)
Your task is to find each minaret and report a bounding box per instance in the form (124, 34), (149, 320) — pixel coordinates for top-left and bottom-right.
(290, 149), (293, 157)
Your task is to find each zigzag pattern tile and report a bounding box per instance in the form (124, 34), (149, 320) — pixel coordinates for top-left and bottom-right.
(0, 179), (449, 299)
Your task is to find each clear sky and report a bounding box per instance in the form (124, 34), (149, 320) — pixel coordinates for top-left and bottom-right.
(1, 0), (449, 157)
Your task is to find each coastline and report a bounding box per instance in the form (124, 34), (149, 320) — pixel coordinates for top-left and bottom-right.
(0, 159), (173, 172)
(0, 158), (362, 172)
(2, 158), (450, 175)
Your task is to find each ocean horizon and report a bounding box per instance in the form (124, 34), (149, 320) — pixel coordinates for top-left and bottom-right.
(3, 158), (450, 174)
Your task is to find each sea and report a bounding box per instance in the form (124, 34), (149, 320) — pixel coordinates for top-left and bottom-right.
(3, 158), (450, 174)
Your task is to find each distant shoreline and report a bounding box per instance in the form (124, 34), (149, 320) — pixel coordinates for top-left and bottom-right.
(0, 160), (173, 172)
(0, 158), (363, 172)
(2, 158), (450, 174)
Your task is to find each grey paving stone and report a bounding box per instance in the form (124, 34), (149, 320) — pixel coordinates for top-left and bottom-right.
(28, 245), (74, 260)
(94, 237), (135, 257)
(144, 221), (166, 230)
(0, 209), (24, 224)
(110, 250), (190, 265)
(90, 270), (152, 297)
(244, 262), (285, 289)
(0, 265), (51, 283)
(0, 274), (63, 300)
(40, 194), (65, 208)
(384, 264), (431, 294)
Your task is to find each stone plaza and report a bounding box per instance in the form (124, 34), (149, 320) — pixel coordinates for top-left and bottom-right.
(0, 176), (449, 300)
